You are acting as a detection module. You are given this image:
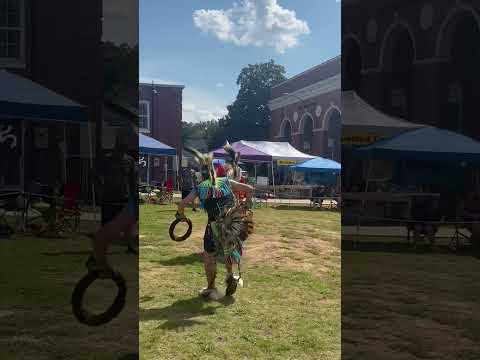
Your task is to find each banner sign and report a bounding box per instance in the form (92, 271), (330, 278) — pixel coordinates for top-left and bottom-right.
(277, 159), (297, 166)
(341, 134), (380, 145)
(0, 125), (17, 149)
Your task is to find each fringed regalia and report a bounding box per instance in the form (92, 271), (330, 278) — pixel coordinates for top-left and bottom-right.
(185, 144), (254, 280)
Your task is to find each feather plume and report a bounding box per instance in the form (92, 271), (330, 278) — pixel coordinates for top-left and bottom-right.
(223, 141), (241, 180)
(184, 146), (216, 185)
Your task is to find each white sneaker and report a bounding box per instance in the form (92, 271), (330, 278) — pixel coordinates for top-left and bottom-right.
(199, 287), (221, 300)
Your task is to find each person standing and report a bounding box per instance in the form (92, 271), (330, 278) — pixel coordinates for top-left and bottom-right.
(96, 134), (138, 255)
(180, 167), (197, 211)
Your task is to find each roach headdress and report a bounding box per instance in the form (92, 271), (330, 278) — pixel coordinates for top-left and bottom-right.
(223, 141), (241, 180)
(184, 146), (216, 185)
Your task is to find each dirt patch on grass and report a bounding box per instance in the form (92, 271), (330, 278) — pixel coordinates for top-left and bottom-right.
(343, 283), (480, 359)
(244, 232), (339, 275)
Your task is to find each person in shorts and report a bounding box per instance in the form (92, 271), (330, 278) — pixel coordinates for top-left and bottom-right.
(176, 149), (253, 300)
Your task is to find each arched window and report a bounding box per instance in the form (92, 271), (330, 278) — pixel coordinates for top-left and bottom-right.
(438, 10), (480, 137)
(342, 39), (362, 93)
(283, 121), (292, 143)
(325, 109), (341, 161)
(302, 115), (314, 153)
(381, 26), (415, 120)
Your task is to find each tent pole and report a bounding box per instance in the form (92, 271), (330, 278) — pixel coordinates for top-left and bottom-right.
(175, 155), (180, 191)
(271, 161), (276, 201)
(147, 155), (151, 185)
(87, 120), (95, 210)
(63, 123), (67, 184)
(21, 120), (25, 192)
(163, 155), (166, 183)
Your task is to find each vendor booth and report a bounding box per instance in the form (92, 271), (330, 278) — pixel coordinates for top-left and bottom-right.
(341, 90), (424, 192)
(344, 126), (480, 224)
(139, 134), (177, 186)
(290, 157), (341, 186)
(0, 69), (92, 199)
(213, 140), (314, 197)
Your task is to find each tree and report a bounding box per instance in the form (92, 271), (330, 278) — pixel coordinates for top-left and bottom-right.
(103, 41), (138, 108)
(224, 60), (286, 141)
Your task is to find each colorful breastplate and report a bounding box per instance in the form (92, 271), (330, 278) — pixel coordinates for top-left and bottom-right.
(197, 177), (233, 208)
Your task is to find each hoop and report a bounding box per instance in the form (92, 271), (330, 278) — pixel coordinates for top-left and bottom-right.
(71, 271), (127, 326)
(169, 218), (193, 242)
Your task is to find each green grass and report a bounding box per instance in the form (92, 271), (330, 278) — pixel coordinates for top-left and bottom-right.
(139, 204), (340, 360)
(342, 249), (480, 360)
(0, 223), (138, 360)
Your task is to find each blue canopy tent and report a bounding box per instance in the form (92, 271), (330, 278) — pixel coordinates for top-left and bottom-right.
(291, 157), (341, 173)
(290, 157), (341, 185)
(0, 70), (91, 199)
(355, 126), (480, 189)
(139, 134), (177, 185)
(356, 126), (480, 162)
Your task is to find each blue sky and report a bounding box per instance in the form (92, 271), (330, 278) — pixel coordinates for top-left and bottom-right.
(140, 0), (340, 123)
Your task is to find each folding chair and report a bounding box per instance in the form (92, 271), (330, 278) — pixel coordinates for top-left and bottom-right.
(0, 192), (20, 236)
(60, 183), (82, 232)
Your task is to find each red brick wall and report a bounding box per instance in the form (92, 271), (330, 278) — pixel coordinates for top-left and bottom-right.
(342, 0), (480, 138)
(139, 84), (183, 184)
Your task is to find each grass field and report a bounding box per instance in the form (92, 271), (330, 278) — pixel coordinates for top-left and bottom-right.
(0, 221), (139, 360)
(342, 242), (480, 360)
(139, 204), (341, 360)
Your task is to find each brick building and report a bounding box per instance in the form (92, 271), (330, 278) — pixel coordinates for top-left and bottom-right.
(342, 0), (480, 139)
(0, 0), (102, 199)
(268, 57), (341, 162)
(139, 82), (183, 185)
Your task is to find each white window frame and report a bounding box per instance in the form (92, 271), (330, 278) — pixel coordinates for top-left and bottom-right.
(0, 0), (26, 68)
(139, 100), (150, 133)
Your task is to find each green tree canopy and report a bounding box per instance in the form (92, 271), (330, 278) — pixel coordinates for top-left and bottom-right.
(224, 60), (286, 141)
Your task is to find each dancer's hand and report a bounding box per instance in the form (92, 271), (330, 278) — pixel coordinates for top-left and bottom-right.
(175, 211), (186, 220)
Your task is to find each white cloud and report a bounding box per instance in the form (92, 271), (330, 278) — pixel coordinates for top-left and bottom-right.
(216, 82), (224, 88)
(182, 88), (229, 123)
(193, 0), (310, 53)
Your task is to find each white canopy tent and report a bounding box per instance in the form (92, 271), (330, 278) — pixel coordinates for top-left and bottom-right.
(341, 90), (424, 145)
(213, 140), (315, 197)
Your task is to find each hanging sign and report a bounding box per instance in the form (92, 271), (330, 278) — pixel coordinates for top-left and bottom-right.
(342, 134), (380, 145)
(277, 159), (297, 166)
(139, 156), (147, 167)
(0, 125), (17, 149)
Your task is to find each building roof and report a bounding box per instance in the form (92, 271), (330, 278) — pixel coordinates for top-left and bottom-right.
(139, 82), (185, 89)
(272, 56), (340, 90)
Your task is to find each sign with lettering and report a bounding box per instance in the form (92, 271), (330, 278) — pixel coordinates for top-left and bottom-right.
(341, 134), (380, 145)
(139, 157), (147, 167)
(277, 159), (297, 166)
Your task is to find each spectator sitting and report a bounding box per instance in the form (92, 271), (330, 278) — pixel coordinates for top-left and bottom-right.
(461, 188), (480, 253)
(410, 185), (438, 248)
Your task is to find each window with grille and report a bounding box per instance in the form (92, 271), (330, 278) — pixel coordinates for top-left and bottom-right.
(0, 0), (25, 67)
(139, 100), (150, 132)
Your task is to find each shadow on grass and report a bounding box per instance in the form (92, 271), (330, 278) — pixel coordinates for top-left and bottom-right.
(149, 253), (203, 266)
(342, 240), (480, 257)
(41, 251), (92, 256)
(140, 295), (233, 330)
(273, 205), (338, 212)
(117, 353), (139, 360)
(140, 295), (155, 303)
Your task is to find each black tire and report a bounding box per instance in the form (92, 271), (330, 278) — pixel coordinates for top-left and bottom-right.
(71, 271), (127, 326)
(169, 218), (193, 242)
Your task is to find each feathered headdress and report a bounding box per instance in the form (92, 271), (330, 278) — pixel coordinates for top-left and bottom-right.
(184, 146), (216, 185)
(223, 141), (241, 180)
